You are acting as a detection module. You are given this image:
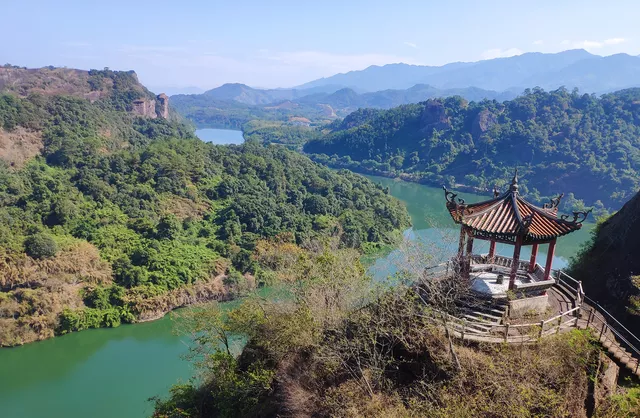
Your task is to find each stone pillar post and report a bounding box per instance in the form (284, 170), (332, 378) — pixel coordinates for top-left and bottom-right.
(465, 233), (474, 278)
(543, 239), (556, 281)
(508, 235), (523, 290)
(528, 243), (539, 273)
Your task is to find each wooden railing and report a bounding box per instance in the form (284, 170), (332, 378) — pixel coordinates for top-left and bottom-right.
(580, 295), (640, 374)
(470, 254), (546, 281)
(433, 265), (640, 375)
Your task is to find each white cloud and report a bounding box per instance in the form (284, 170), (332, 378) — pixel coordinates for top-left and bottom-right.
(533, 40), (544, 46)
(404, 41), (418, 49)
(604, 38), (626, 45)
(481, 48), (523, 60)
(568, 37), (627, 51)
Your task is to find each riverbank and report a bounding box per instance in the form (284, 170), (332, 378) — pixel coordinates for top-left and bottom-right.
(309, 156), (490, 195)
(0, 176), (593, 418)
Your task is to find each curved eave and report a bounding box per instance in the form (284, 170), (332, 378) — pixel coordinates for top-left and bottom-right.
(445, 191), (584, 243)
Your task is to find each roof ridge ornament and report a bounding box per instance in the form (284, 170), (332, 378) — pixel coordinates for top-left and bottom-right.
(443, 186), (466, 206)
(509, 168), (519, 193)
(560, 208), (592, 225)
(543, 193), (564, 211)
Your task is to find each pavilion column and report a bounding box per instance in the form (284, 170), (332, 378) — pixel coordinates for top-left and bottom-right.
(457, 226), (466, 260)
(456, 227), (467, 277)
(508, 235), (523, 291)
(543, 239), (556, 281)
(488, 239), (497, 260)
(465, 233), (474, 278)
(528, 243), (539, 273)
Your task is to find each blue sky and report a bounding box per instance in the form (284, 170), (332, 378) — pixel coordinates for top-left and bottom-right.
(2, 0), (639, 90)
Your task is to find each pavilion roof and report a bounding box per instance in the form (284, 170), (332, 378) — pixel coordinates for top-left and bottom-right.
(444, 171), (590, 244)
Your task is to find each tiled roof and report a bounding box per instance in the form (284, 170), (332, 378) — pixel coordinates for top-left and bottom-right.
(444, 172), (589, 243)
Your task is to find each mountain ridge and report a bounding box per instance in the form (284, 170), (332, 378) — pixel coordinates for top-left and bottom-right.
(295, 49), (640, 93)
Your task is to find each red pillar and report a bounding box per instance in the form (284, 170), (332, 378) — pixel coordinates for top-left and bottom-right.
(543, 239), (556, 281)
(528, 243), (539, 273)
(488, 239), (496, 259)
(508, 235), (523, 290)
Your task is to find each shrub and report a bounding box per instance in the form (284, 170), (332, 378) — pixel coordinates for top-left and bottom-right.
(24, 233), (58, 259)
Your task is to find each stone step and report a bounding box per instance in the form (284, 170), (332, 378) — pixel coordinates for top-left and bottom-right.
(554, 283), (578, 302)
(470, 310), (503, 321)
(462, 314), (500, 326)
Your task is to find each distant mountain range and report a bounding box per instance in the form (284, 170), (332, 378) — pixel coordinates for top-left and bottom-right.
(170, 83), (514, 127)
(171, 49), (640, 127)
(297, 49), (640, 94)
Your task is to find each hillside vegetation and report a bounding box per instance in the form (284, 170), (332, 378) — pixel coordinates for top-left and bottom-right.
(153, 244), (636, 418)
(305, 87), (640, 211)
(570, 190), (640, 334)
(0, 67), (409, 346)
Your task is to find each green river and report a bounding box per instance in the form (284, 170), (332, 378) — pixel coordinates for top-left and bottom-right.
(0, 176), (593, 418)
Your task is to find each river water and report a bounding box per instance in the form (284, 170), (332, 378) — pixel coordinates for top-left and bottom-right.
(195, 128), (244, 145)
(0, 167), (592, 418)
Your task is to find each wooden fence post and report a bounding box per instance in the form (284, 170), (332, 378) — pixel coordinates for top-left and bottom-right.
(586, 308), (593, 328)
(538, 321), (544, 338)
(504, 323), (510, 343)
(461, 319), (466, 340)
(556, 315), (562, 334)
(599, 321), (606, 341)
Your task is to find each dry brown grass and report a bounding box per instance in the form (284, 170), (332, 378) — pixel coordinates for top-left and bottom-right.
(159, 195), (211, 220)
(0, 241), (112, 346)
(0, 126), (43, 168)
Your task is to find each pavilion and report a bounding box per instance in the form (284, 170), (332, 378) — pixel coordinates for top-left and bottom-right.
(443, 171), (590, 296)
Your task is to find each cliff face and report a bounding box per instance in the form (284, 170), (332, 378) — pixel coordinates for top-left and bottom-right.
(156, 93), (169, 119)
(571, 190), (640, 329)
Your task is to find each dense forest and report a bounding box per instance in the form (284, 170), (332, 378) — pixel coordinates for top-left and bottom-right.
(0, 70), (409, 346)
(304, 87), (640, 212)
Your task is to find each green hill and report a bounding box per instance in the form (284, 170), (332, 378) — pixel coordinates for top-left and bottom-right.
(305, 87), (640, 211)
(0, 66), (409, 347)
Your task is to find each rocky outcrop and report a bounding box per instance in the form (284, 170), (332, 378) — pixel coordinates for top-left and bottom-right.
(420, 100), (450, 133)
(156, 93), (169, 119)
(131, 94), (169, 119)
(570, 190), (640, 332)
(472, 109), (497, 138)
(131, 98), (157, 118)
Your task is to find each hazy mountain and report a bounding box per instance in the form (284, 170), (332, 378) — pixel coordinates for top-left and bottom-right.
(199, 83), (350, 106)
(296, 50), (640, 93)
(171, 83), (514, 127)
